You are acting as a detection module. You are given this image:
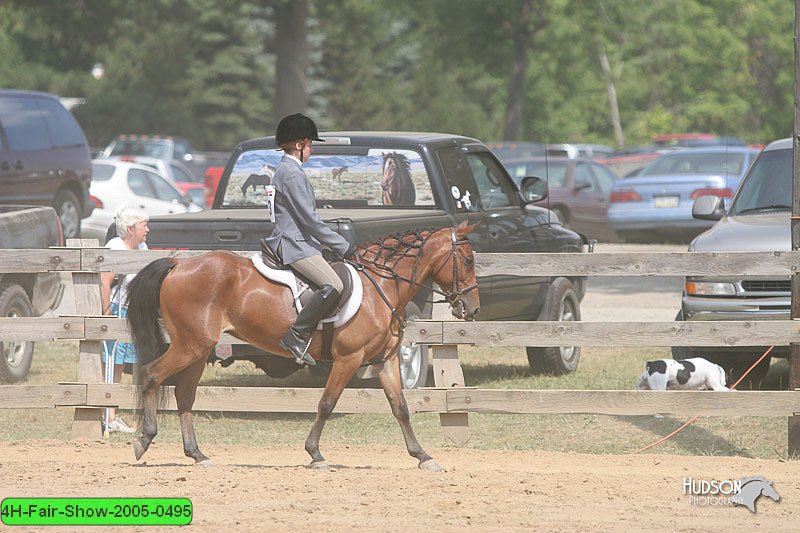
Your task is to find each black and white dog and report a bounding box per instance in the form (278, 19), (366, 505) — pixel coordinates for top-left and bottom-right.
(635, 357), (729, 391)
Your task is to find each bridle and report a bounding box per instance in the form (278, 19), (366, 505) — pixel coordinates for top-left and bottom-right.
(426, 228), (479, 308)
(347, 227), (478, 326)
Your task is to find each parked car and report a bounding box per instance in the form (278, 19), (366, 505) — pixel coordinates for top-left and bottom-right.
(81, 159), (202, 240)
(502, 156), (619, 241)
(607, 147), (759, 242)
(650, 133), (745, 151)
(107, 155), (205, 208)
(100, 134), (194, 163)
(487, 141), (546, 164)
(0, 89), (93, 239)
(546, 143), (615, 160)
(673, 138), (790, 388)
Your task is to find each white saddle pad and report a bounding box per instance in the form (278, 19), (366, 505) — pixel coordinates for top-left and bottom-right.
(251, 254), (363, 329)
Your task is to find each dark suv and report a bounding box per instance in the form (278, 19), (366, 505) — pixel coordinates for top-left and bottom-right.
(0, 90), (93, 238)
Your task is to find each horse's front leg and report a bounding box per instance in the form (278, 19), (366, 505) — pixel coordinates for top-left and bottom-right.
(305, 353), (363, 468)
(376, 353), (442, 471)
(174, 358), (211, 465)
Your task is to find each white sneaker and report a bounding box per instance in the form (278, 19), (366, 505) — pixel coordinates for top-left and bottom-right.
(108, 418), (135, 434)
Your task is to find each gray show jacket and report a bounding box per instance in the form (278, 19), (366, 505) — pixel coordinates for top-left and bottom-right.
(263, 155), (350, 264)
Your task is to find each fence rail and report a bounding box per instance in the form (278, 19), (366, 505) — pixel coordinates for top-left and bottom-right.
(2, 384), (797, 417)
(1, 246), (799, 450)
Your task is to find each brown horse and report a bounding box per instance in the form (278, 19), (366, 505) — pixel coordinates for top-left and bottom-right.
(381, 152), (416, 206)
(125, 224), (480, 470)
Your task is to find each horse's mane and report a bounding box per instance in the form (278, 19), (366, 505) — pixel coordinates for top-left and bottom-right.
(355, 228), (438, 280)
(388, 152), (411, 177)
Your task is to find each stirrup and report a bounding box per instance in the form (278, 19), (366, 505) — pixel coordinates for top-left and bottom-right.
(280, 333), (316, 366)
(294, 350), (316, 366)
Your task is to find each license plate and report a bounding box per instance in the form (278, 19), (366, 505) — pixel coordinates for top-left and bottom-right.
(654, 195), (679, 208)
(214, 344), (233, 358)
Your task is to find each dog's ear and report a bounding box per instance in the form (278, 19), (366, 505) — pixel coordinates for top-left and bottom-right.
(646, 360), (667, 375)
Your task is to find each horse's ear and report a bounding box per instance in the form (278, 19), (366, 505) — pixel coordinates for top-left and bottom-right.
(456, 221), (480, 236)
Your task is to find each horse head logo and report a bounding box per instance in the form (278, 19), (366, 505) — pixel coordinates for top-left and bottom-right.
(730, 476), (780, 513)
(381, 152), (415, 206)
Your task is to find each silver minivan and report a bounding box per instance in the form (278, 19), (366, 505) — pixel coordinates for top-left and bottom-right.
(674, 137), (791, 387)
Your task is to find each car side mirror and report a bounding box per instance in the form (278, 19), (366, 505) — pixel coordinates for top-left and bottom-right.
(519, 176), (548, 203)
(692, 195), (726, 221)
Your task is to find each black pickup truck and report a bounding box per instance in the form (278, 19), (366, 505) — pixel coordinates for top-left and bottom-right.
(0, 205), (64, 382)
(146, 132), (587, 388)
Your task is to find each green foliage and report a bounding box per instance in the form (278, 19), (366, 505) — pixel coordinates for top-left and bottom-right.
(0, 0), (795, 150)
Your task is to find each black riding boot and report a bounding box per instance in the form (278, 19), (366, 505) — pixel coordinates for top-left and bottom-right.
(280, 284), (340, 366)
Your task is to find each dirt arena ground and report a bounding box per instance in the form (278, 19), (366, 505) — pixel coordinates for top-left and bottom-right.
(0, 440), (795, 531)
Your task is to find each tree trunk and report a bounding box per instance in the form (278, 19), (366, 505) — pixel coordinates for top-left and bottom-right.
(502, 1), (533, 141)
(599, 49), (624, 148)
(275, 0), (307, 123)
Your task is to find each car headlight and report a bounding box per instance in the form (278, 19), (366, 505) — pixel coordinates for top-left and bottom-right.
(685, 281), (737, 296)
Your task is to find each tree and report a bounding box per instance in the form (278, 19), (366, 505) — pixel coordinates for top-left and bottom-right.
(274, 0), (308, 122)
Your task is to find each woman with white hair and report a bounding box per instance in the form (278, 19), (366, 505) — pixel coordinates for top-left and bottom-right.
(100, 206), (149, 434)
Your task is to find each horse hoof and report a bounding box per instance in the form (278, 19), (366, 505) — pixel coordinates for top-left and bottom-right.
(132, 439), (147, 461)
(419, 459), (443, 472)
(309, 461), (331, 470)
(195, 458), (213, 467)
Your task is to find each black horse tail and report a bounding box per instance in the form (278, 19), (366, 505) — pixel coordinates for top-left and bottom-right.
(127, 257), (176, 421)
(127, 257), (175, 372)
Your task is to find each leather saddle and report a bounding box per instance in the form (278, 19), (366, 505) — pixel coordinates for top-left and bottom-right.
(260, 239), (355, 311)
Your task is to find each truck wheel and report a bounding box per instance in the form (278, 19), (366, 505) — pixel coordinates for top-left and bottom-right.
(527, 277), (581, 375)
(670, 310), (697, 359)
(0, 284), (34, 383)
(253, 354), (299, 378)
(55, 189), (81, 239)
(399, 302), (429, 389)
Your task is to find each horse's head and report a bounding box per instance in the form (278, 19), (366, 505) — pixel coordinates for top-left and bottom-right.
(428, 222), (481, 321)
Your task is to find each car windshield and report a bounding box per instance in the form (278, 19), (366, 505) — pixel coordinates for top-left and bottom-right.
(108, 140), (171, 159)
(220, 148), (436, 208)
(729, 148), (792, 215)
(640, 152), (746, 176)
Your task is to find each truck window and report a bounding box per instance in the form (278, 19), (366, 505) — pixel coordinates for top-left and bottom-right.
(221, 148), (435, 209)
(437, 146), (480, 212)
(729, 148), (792, 215)
(0, 96), (51, 151)
(464, 152), (517, 209)
(438, 147), (517, 211)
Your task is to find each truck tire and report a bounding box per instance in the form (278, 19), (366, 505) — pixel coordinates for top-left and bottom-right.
(527, 277), (581, 375)
(670, 310), (698, 359)
(253, 353), (300, 378)
(55, 189), (81, 239)
(399, 302), (429, 389)
(0, 284), (35, 383)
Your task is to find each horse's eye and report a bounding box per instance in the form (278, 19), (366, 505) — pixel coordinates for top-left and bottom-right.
(464, 256), (474, 267)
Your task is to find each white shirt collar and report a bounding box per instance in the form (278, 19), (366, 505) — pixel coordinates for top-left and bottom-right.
(285, 153), (303, 166)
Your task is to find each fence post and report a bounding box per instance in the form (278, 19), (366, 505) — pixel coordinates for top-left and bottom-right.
(66, 238), (104, 439)
(431, 299), (469, 445)
(790, 274), (800, 457)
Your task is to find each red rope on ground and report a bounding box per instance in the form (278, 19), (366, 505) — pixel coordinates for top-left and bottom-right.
(630, 345), (775, 455)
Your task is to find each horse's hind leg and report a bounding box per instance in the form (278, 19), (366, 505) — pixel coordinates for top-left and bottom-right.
(133, 373), (159, 461)
(133, 345), (205, 462)
(174, 357), (211, 465)
(377, 356), (442, 471)
(304, 354), (363, 468)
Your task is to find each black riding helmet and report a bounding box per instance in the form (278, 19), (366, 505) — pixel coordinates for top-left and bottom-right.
(275, 113), (324, 145)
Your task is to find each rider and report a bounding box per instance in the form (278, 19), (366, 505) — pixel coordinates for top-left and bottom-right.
(263, 113), (356, 366)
